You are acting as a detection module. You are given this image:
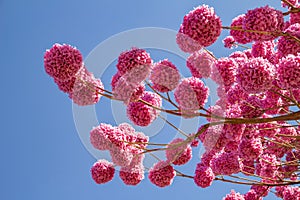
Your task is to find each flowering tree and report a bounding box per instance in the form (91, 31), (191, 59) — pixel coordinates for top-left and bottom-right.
(43, 0), (300, 199)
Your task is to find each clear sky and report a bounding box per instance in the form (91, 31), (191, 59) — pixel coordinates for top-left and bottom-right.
(1, 0), (285, 199)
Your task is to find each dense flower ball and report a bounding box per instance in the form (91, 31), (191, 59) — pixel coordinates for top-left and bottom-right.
(186, 50), (214, 78)
(236, 57), (275, 93)
(240, 95), (264, 118)
(174, 77), (209, 114)
(278, 23), (300, 57)
(44, 43), (83, 81)
(111, 72), (145, 104)
(90, 160), (115, 184)
(165, 138), (192, 165)
(69, 68), (104, 106)
(230, 14), (251, 44)
(148, 161), (176, 187)
(90, 123), (115, 151)
(194, 163), (215, 188)
(149, 59), (180, 92)
(290, 5), (300, 25)
(211, 152), (242, 175)
(226, 84), (249, 105)
(238, 137), (263, 161)
(243, 190), (261, 200)
(116, 48), (152, 83)
(212, 57), (237, 88)
(127, 91), (162, 126)
(223, 190), (245, 200)
(179, 5), (222, 48)
(277, 54), (300, 89)
(176, 30), (203, 53)
(223, 36), (236, 49)
(282, 0), (298, 7)
(251, 41), (275, 60)
(243, 6), (284, 41)
(119, 165), (144, 186)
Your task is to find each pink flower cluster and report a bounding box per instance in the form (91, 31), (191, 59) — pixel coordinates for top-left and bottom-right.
(177, 5), (221, 52)
(91, 159), (115, 184)
(186, 50), (214, 78)
(44, 2), (300, 197)
(149, 59), (180, 92)
(44, 43), (104, 106)
(165, 138), (192, 165)
(148, 161), (176, 187)
(112, 48), (153, 104)
(90, 123), (148, 185)
(127, 91), (162, 126)
(174, 77), (209, 115)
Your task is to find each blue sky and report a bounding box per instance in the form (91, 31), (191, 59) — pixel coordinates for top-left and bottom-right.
(1, 0), (285, 199)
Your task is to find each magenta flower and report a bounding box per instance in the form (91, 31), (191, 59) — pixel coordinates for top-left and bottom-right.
(69, 67), (104, 106)
(223, 190), (245, 200)
(111, 72), (145, 104)
(90, 159), (115, 184)
(148, 161), (176, 187)
(179, 5), (221, 47)
(243, 6), (284, 41)
(223, 36), (236, 49)
(165, 138), (192, 165)
(127, 91), (162, 126)
(211, 57), (237, 89)
(174, 77), (209, 114)
(119, 165), (144, 186)
(230, 14), (251, 44)
(212, 152), (242, 175)
(236, 57), (275, 93)
(116, 47), (152, 83)
(44, 43), (83, 81)
(194, 163), (215, 188)
(186, 50), (214, 78)
(150, 59), (180, 92)
(277, 54), (300, 89)
(278, 23), (300, 57)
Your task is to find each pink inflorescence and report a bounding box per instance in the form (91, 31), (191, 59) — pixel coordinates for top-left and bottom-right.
(223, 190), (245, 200)
(127, 91), (162, 126)
(178, 5), (222, 48)
(240, 95), (264, 118)
(90, 123), (114, 151)
(186, 50), (214, 78)
(194, 163), (215, 188)
(119, 154), (145, 186)
(282, 0), (298, 7)
(243, 6), (284, 41)
(277, 54), (300, 90)
(148, 161), (176, 187)
(44, 43), (83, 81)
(236, 57), (275, 93)
(211, 57), (237, 89)
(223, 36), (236, 49)
(174, 77), (209, 114)
(230, 14), (251, 44)
(238, 137), (263, 161)
(69, 67), (104, 106)
(116, 47), (152, 83)
(243, 190), (261, 200)
(211, 152), (242, 175)
(149, 59), (180, 92)
(90, 159), (115, 184)
(111, 72), (145, 104)
(290, 5), (300, 25)
(251, 41), (275, 60)
(165, 138), (192, 165)
(278, 23), (300, 57)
